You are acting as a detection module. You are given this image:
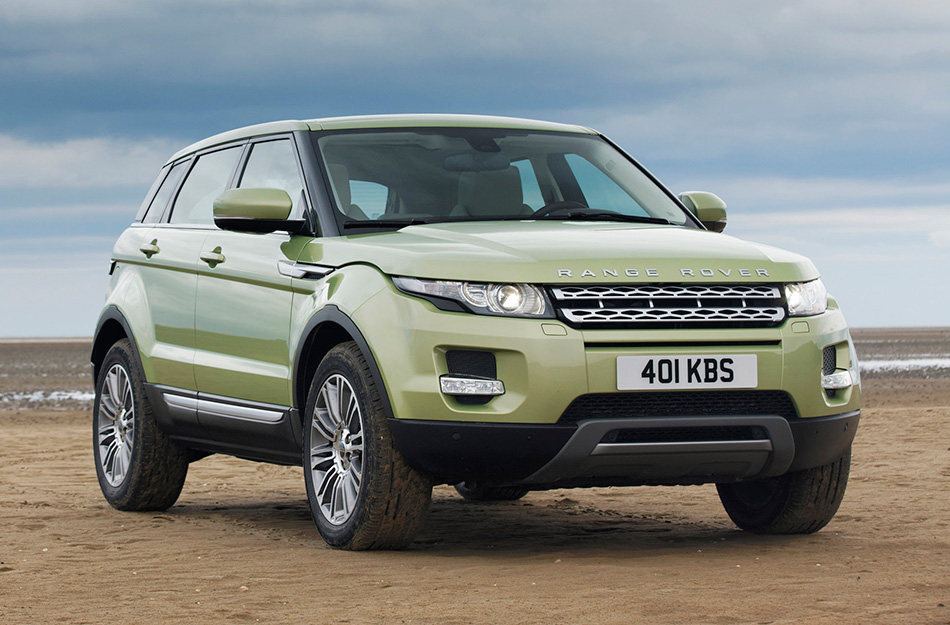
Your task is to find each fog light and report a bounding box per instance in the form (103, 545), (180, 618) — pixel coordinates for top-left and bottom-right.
(440, 375), (505, 396)
(821, 371), (853, 390)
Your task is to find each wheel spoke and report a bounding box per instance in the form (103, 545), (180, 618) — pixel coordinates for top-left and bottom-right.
(342, 473), (358, 511)
(345, 392), (359, 431)
(310, 443), (335, 470)
(349, 459), (362, 488)
(116, 368), (129, 407)
(100, 394), (118, 420)
(312, 406), (335, 441)
(102, 439), (120, 478)
(105, 369), (119, 405)
(323, 379), (342, 427)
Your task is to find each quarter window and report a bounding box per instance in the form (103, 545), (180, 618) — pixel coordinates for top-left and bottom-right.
(143, 161), (188, 224)
(169, 146), (242, 225)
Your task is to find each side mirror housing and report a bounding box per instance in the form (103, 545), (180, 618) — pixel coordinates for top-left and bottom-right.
(679, 191), (727, 233)
(213, 188), (305, 233)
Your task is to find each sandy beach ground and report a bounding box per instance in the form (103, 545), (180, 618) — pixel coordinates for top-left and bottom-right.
(1, 330), (948, 624)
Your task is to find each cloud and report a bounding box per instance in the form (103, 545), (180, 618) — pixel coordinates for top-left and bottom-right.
(931, 230), (950, 247)
(0, 134), (177, 188)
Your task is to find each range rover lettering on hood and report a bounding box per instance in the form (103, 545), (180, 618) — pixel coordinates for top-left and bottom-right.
(557, 268), (771, 278)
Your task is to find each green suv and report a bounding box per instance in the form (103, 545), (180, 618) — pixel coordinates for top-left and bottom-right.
(92, 114), (860, 549)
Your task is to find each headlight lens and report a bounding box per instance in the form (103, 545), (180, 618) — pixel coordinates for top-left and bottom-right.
(393, 277), (551, 318)
(785, 279), (828, 316)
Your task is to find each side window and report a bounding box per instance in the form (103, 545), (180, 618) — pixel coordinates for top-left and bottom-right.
(512, 159), (544, 210)
(142, 161), (187, 224)
(238, 139), (305, 213)
(169, 146), (242, 225)
(564, 153), (649, 217)
(349, 181), (389, 219)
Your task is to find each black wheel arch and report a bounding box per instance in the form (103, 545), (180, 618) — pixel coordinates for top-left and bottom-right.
(91, 306), (141, 385)
(293, 306), (396, 428)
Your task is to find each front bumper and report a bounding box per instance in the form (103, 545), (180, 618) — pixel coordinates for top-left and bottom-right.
(389, 410), (859, 487)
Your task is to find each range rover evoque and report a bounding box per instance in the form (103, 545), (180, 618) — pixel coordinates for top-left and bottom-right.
(91, 114), (860, 549)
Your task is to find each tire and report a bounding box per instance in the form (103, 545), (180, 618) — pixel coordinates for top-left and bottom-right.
(93, 339), (189, 511)
(716, 449), (851, 534)
(454, 481), (529, 502)
(303, 342), (432, 550)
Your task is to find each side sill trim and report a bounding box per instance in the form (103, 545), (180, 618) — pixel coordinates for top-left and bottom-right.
(157, 386), (290, 424)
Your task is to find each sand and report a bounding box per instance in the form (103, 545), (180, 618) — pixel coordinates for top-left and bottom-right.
(1, 334), (948, 624)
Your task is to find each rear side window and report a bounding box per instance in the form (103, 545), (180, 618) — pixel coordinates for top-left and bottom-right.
(142, 161), (187, 224)
(169, 146), (242, 225)
(238, 139), (305, 214)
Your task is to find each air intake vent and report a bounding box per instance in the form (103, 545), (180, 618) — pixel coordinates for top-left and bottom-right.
(823, 344), (838, 398)
(446, 350), (496, 378)
(823, 345), (837, 375)
(445, 350), (497, 405)
(559, 390), (798, 423)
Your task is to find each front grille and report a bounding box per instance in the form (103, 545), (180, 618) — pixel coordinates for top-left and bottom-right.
(549, 284), (786, 329)
(559, 390), (798, 423)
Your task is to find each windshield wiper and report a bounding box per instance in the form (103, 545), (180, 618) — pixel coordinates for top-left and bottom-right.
(540, 208), (674, 226)
(342, 218), (431, 229)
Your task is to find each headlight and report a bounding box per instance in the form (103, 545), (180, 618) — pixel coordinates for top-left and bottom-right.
(393, 277), (552, 318)
(785, 279), (828, 316)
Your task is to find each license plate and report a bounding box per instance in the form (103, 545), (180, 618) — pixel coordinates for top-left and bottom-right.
(617, 354), (757, 390)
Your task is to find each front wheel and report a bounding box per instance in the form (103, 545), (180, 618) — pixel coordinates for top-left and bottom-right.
(716, 450), (851, 534)
(303, 342), (432, 550)
(93, 339), (189, 511)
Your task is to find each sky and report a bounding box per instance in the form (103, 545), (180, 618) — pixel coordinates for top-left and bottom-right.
(1, 0), (949, 336)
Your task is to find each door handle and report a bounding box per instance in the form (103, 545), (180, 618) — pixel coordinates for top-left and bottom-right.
(199, 248), (226, 267)
(139, 240), (160, 258)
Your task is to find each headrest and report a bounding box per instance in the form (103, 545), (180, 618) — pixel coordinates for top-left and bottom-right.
(458, 167), (524, 216)
(327, 163), (351, 208)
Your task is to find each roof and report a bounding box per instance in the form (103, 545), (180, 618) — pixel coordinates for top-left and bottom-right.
(167, 114), (597, 164)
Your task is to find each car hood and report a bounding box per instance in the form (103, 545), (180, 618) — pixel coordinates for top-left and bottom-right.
(298, 221), (819, 284)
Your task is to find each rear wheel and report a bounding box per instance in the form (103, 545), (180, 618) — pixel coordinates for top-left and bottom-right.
(454, 481), (529, 502)
(303, 342), (432, 550)
(93, 339), (189, 511)
(716, 450), (851, 534)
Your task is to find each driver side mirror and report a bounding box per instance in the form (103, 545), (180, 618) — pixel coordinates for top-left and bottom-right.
(679, 191), (727, 233)
(213, 188), (306, 234)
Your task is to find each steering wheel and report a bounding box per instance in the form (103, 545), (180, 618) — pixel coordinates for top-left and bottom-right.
(529, 201), (588, 219)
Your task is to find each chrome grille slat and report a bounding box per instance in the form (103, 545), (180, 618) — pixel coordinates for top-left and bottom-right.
(551, 285), (781, 299)
(549, 284), (787, 328)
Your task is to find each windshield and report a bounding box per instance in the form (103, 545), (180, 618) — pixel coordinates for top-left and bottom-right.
(314, 128), (694, 231)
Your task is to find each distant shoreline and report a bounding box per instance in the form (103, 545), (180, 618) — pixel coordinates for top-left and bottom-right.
(0, 327), (948, 343)
(0, 337), (93, 344)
